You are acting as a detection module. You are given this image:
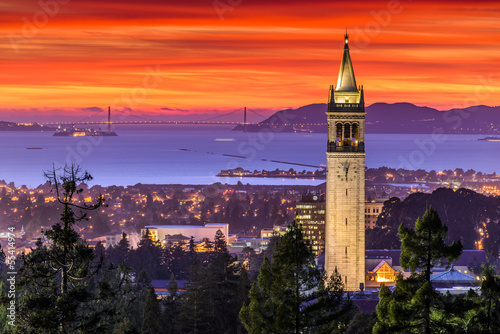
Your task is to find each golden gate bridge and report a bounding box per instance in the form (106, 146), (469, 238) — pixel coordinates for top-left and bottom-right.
(37, 107), (327, 128)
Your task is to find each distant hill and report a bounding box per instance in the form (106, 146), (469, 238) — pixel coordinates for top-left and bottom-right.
(366, 187), (500, 254)
(233, 103), (500, 134)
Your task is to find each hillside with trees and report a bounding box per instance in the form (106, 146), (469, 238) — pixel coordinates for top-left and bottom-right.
(368, 188), (500, 256)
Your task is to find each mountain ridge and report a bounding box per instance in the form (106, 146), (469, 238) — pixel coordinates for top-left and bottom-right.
(233, 102), (500, 134)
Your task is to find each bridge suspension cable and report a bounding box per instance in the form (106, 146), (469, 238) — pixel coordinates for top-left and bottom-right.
(113, 109), (155, 121)
(76, 109), (104, 123)
(246, 108), (267, 120)
(41, 106), (263, 126)
(198, 108), (243, 122)
(116, 109), (186, 124)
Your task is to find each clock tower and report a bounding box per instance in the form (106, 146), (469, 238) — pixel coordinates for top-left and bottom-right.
(325, 33), (365, 291)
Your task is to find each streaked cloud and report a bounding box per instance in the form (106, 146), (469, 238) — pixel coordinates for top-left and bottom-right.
(0, 0), (498, 120)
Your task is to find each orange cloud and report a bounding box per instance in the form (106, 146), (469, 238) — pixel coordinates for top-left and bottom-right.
(0, 0), (498, 120)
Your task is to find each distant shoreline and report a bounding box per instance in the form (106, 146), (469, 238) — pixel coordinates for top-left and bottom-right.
(0, 121), (55, 131)
(217, 168), (324, 180)
(217, 173), (326, 180)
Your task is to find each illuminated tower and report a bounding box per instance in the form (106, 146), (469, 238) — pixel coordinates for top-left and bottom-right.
(325, 33), (365, 291)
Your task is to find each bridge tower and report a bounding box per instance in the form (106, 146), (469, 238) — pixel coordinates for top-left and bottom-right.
(108, 106), (111, 133)
(243, 107), (247, 132)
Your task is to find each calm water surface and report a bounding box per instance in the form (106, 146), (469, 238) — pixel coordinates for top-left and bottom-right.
(0, 125), (498, 187)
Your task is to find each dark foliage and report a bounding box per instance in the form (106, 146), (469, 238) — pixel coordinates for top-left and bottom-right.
(370, 188), (500, 255)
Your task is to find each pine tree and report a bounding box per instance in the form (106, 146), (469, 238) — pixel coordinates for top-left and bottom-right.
(175, 229), (248, 333)
(141, 287), (164, 334)
(188, 236), (196, 254)
(240, 220), (354, 334)
(0, 279), (8, 331)
(175, 254), (212, 333)
(16, 164), (105, 332)
(0, 242), (4, 272)
(163, 241), (188, 279)
(108, 232), (131, 266)
(163, 273), (180, 334)
(374, 208), (463, 334)
(207, 229), (245, 332)
(110, 263), (151, 333)
(213, 229), (228, 253)
(82, 261), (151, 334)
(129, 230), (163, 279)
(480, 265), (500, 332)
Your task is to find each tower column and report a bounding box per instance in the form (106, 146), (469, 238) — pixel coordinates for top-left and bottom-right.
(349, 123), (354, 146)
(341, 124), (345, 146)
(325, 33), (366, 292)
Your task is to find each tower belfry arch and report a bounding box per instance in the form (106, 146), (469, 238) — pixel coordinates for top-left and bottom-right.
(325, 33), (366, 291)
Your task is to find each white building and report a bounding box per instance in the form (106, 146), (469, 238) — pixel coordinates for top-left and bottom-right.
(142, 223), (229, 242)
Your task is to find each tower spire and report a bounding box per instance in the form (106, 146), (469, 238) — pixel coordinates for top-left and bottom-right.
(336, 32), (357, 92)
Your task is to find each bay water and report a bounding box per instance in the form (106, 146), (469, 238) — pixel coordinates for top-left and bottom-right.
(0, 125), (498, 187)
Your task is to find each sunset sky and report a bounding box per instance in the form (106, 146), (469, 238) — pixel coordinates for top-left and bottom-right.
(0, 0), (499, 122)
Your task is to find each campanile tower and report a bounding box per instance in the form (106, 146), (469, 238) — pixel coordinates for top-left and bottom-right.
(325, 33), (365, 291)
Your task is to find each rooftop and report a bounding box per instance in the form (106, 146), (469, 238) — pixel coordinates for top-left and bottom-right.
(145, 223), (228, 229)
(146, 225), (205, 229)
(430, 266), (478, 283)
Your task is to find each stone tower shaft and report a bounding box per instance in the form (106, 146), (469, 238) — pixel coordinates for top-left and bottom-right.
(325, 33), (366, 292)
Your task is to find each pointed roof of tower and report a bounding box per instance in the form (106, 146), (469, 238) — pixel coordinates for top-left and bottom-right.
(335, 33), (358, 92)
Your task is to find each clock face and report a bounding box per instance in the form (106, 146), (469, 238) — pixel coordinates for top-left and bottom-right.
(335, 160), (359, 181)
(313, 196), (318, 200)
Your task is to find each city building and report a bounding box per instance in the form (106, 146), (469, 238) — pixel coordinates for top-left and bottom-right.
(295, 193), (326, 255)
(164, 234), (191, 245)
(365, 256), (397, 287)
(260, 228), (275, 239)
(430, 266), (480, 294)
(320, 249), (486, 292)
(142, 223), (229, 243)
(364, 249), (486, 289)
(105, 233), (126, 248)
(227, 237), (267, 255)
(325, 33), (366, 291)
(259, 224), (288, 248)
(260, 225), (287, 239)
(364, 199), (385, 229)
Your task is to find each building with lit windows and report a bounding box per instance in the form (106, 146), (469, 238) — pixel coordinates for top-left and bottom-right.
(365, 256), (397, 286)
(364, 249), (486, 289)
(260, 225), (287, 239)
(142, 223), (228, 243)
(364, 199), (385, 229)
(295, 193), (326, 256)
